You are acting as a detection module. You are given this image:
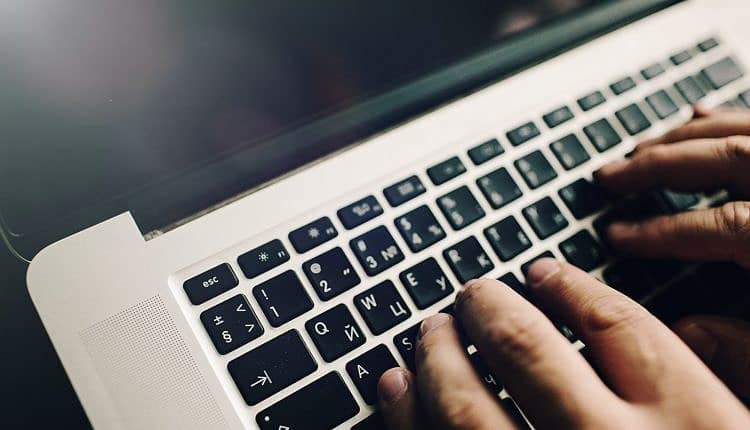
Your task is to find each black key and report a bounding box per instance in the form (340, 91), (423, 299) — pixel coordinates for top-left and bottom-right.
(740, 89), (750, 108)
(593, 194), (665, 248)
(646, 90), (679, 119)
(201, 295), (264, 355)
(498, 272), (528, 299)
(476, 167), (522, 209)
(354, 280), (412, 335)
(616, 104), (652, 136)
(253, 270), (313, 327)
(469, 353), (502, 393)
(610, 77), (636, 95)
(675, 76), (706, 104)
(437, 186), (485, 230)
(427, 156), (466, 185)
(702, 57), (744, 89)
(302, 247), (360, 301)
(641, 63), (666, 80)
(484, 216), (532, 262)
(350, 226), (405, 276)
(346, 344), (399, 405)
(337, 195), (384, 229)
(400, 257), (453, 309)
(468, 138), (504, 165)
(559, 230), (606, 272)
(583, 118), (622, 152)
(523, 197), (569, 240)
(698, 37), (719, 52)
(641, 258), (691, 285)
(288, 216), (338, 253)
(670, 50), (692, 66)
(514, 150), (557, 189)
(506, 121), (540, 146)
(603, 261), (655, 300)
(352, 413), (386, 430)
(559, 179), (606, 219)
(443, 236), (494, 283)
(502, 398), (531, 429)
(543, 106), (574, 128)
(305, 304), (365, 362)
(183, 263), (238, 305)
(383, 175), (426, 207)
(521, 251), (555, 276)
(393, 322), (421, 370)
(577, 91), (606, 111)
(549, 134), (590, 170)
(228, 330), (317, 406)
(659, 190), (700, 212)
(256, 372), (358, 430)
(394, 205), (446, 252)
(237, 239), (290, 279)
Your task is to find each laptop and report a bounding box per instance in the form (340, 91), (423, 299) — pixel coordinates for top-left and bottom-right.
(4, 0), (750, 428)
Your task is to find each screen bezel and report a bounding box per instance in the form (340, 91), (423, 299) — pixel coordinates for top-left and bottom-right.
(2, 0), (682, 261)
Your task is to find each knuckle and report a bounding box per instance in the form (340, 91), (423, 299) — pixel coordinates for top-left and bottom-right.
(581, 293), (649, 334)
(717, 201), (750, 235)
(722, 135), (750, 162)
(484, 312), (548, 363)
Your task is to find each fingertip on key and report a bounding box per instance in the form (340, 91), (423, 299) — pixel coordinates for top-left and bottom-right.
(526, 257), (561, 288)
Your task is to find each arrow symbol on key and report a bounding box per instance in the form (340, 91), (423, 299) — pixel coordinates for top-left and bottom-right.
(251, 370), (272, 387)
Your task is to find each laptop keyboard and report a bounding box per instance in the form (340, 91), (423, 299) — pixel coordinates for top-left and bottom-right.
(179, 36), (750, 429)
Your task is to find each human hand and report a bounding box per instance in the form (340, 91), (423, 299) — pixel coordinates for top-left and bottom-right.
(377, 259), (750, 429)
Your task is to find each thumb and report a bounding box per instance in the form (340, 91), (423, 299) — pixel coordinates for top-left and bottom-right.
(674, 316), (750, 401)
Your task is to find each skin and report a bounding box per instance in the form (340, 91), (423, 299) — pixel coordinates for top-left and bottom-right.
(377, 107), (750, 428)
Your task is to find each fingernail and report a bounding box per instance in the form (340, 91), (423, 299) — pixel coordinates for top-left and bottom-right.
(378, 368), (408, 404)
(419, 313), (451, 338)
(607, 221), (640, 239)
(526, 258), (560, 288)
(679, 322), (718, 363)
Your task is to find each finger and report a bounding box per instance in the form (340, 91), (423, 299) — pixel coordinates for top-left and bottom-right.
(596, 136), (750, 195)
(674, 316), (750, 401)
(636, 110), (750, 149)
(607, 202), (750, 267)
(378, 368), (425, 430)
(414, 313), (515, 429)
(455, 279), (621, 429)
(526, 258), (733, 402)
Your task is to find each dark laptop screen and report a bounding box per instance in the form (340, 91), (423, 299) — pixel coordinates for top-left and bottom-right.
(3, 0), (665, 256)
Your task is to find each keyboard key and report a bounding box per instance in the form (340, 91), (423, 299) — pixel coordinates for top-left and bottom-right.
(675, 76), (706, 104)
(302, 247), (360, 301)
(583, 118), (622, 152)
(288, 216), (338, 253)
(559, 230), (606, 272)
(201, 295), (264, 354)
(514, 150), (557, 189)
(443, 236), (494, 283)
(702, 57), (744, 89)
(543, 106), (574, 128)
(400, 257), (453, 309)
(577, 90), (606, 111)
(506, 121), (540, 146)
(641, 63), (666, 80)
(670, 50), (692, 66)
(498, 272), (529, 299)
(253, 270), (314, 327)
(237, 239), (290, 279)
(476, 167), (522, 209)
(306, 304), (365, 362)
(393, 322), (421, 370)
(256, 372), (359, 430)
(502, 398), (531, 429)
(228, 330), (317, 406)
(484, 216), (532, 261)
(469, 353), (502, 394)
(698, 37), (719, 52)
(355, 280), (412, 335)
(437, 186), (485, 230)
(740, 89), (750, 108)
(610, 77), (636, 95)
(550, 134), (590, 170)
(352, 413), (386, 430)
(346, 344), (399, 405)
(616, 104), (652, 135)
(646, 90), (679, 119)
(521, 250), (555, 276)
(468, 138), (504, 165)
(394, 205), (446, 252)
(427, 156), (466, 185)
(183, 263), (238, 305)
(523, 197), (569, 240)
(659, 190), (700, 212)
(350, 226), (405, 276)
(383, 175), (426, 207)
(559, 178), (606, 219)
(337, 195), (384, 229)
(603, 260), (656, 300)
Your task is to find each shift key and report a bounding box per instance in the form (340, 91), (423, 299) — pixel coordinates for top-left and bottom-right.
(228, 330), (317, 405)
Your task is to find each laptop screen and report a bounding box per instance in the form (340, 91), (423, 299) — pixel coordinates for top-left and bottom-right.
(0, 1), (672, 257)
